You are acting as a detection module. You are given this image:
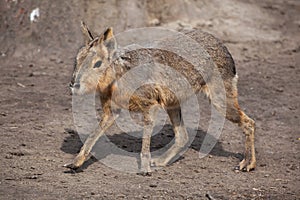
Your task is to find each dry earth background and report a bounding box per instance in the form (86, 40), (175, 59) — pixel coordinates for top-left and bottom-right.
(0, 0), (299, 199)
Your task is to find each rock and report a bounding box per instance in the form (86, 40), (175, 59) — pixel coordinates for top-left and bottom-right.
(149, 183), (158, 188)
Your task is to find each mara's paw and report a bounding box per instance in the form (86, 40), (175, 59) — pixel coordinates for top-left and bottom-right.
(63, 154), (87, 170)
(137, 171), (152, 176)
(234, 159), (255, 172)
(63, 162), (80, 170)
(246, 161), (256, 172)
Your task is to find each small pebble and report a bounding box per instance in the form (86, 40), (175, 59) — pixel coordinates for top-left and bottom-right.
(149, 183), (157, 188)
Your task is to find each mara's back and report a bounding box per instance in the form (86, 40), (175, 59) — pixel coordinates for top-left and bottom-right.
(113, 29), (236, 96)
(183, 30), (236, 79)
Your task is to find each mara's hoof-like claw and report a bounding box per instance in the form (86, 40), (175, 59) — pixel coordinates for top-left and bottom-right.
(246, 163), (256, 172)
(239, 159), (247, 171)
(235, 159), (256, 172)
(137, 171), (152, 176)
(234, 165), (249, 172)
(63, 163), (80, 170)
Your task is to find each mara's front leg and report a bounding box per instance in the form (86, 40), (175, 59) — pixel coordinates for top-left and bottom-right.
(151, 108), (188, 167)
(64, 114), (116, 170)
(138, 109), (157, 176)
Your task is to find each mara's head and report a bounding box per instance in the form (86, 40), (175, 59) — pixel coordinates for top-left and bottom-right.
(70, 22), (117, 95)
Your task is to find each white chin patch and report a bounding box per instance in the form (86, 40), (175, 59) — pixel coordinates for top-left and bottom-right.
(71, 88), (77, 95)
(72, 87), (83, 95)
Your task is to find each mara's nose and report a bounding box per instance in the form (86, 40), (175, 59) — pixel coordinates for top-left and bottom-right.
(69, 82), (80, 89)
(73, 83), (80, 89)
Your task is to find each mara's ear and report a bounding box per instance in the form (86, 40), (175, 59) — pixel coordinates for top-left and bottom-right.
(103, 27), (114, 41)
(99, 27), (117, 60)
(81, 21), (94, 45)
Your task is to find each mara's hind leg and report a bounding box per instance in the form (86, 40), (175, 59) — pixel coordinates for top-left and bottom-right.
(238, 111), (256, 171)
(209, 76), (256, 172)
(151, 107), (189, 167)
(225, 100), (256, 171)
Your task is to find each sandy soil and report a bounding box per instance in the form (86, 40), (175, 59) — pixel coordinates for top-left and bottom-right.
(0, 0), (299, 199)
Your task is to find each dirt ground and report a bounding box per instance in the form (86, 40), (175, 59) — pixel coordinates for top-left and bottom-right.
(0, 0), (299, 199)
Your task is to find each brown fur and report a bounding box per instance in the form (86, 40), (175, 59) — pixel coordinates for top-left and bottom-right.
(65, 22), (256, 175)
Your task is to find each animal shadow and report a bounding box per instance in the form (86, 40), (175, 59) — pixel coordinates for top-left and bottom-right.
(61, 125), (242, 172)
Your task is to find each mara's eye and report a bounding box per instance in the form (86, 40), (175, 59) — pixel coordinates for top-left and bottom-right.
(93, 60), (102, 68)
